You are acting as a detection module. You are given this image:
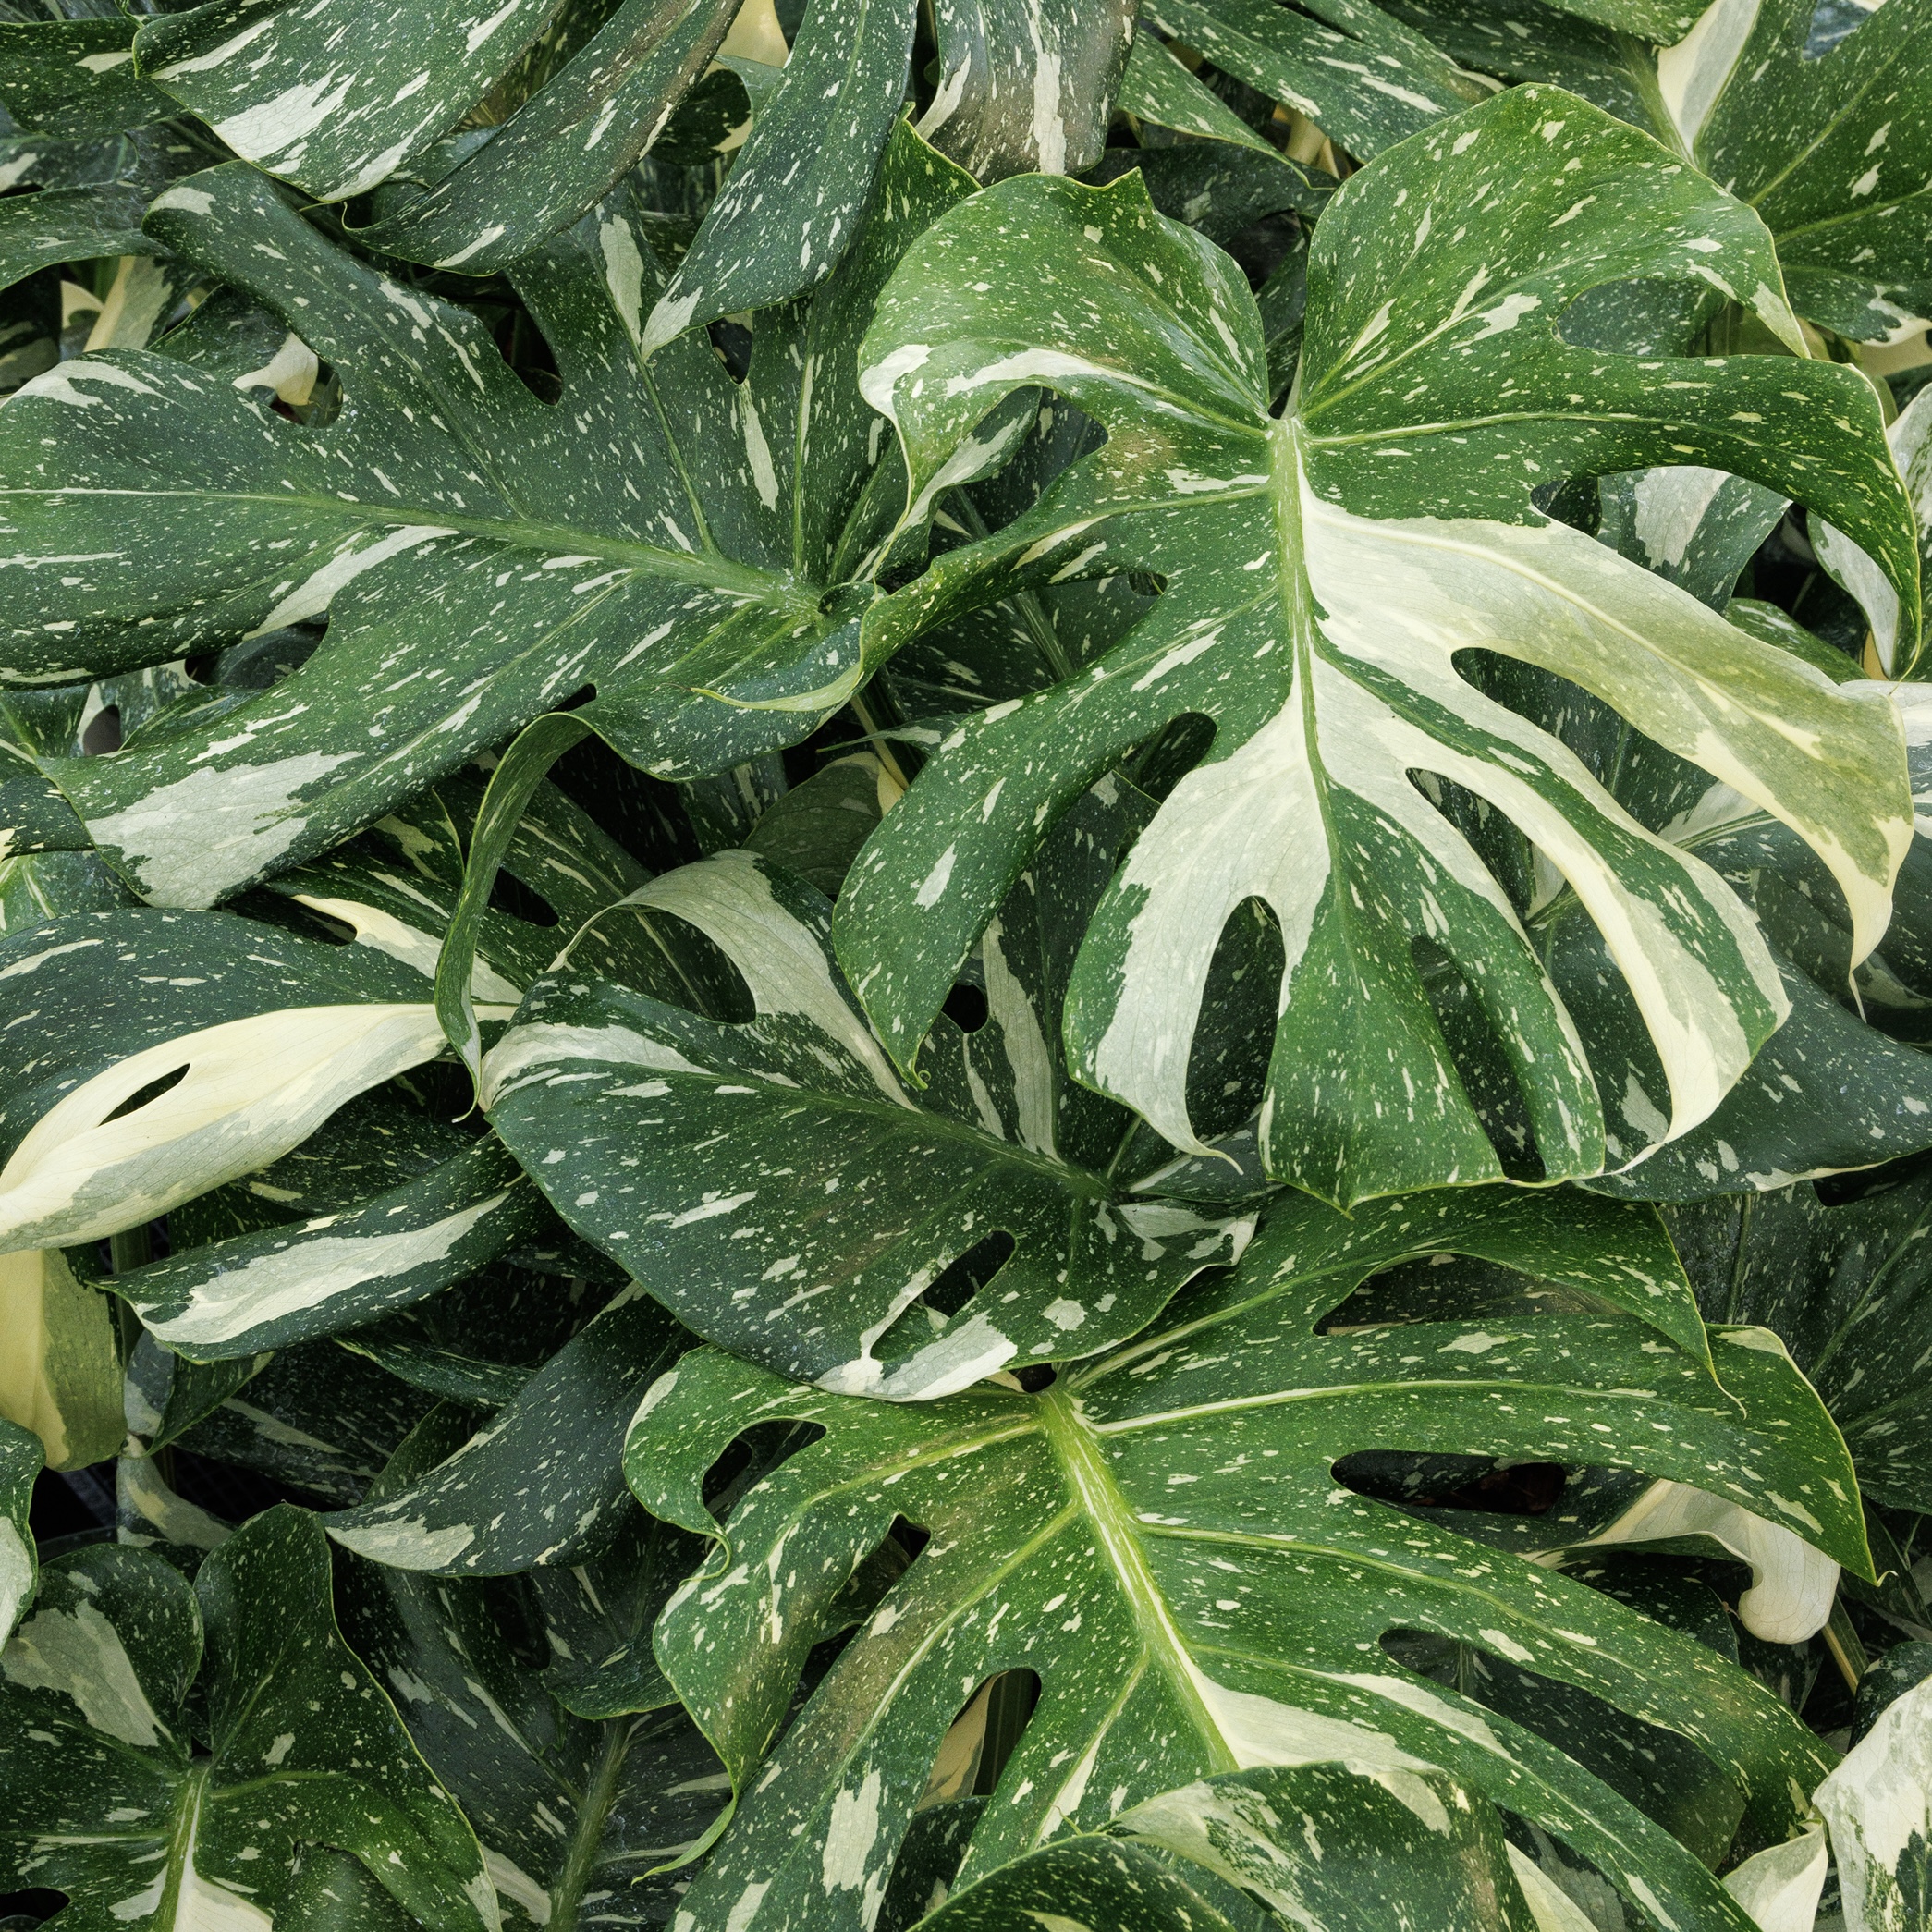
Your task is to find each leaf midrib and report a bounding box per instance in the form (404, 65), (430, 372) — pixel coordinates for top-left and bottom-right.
(1037, 1383), (1239, 1776)
(0, 486), (805, 607)
(527, 1017), (1118, 1198)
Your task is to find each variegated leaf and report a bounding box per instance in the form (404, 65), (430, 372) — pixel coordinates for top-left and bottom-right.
(1517, 673), (1932, 1195)
(1403, 0), (1932, 349)
(0, 1244), (126, 1473)
(482, 836), (1252, 1401)
(324, 1287), (681, 1573)
(0, 1512), (499, 1932)
(1664, 0), (1932, 346)
(908, 1764), (1546, 1932)
(628, 1186), (1869, 1932)
(1139, 0), (1491, 162)
(333, 1406), (727, 1930)
(1815, 1669), (1932, 1932)
(840, 84), (1916, 1205)
(0, 907), (471, 1251)
(1816, 383), (1932, 673)
(0, 1416), (39, 1643)
(0, 122), (977, 907)
(1666, 1165), (1932, 1513)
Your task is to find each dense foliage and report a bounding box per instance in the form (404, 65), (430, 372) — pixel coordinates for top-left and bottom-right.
(2, 1), (1932, 1928)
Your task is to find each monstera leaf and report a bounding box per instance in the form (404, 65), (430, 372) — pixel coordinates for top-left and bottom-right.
(0, 1510), (498, 1932)
(132, 0), (1129, 297)
(1137, 0), (1491, 163)
(480, 824), (1253, 1400)
(905, 1762), (1558, 1932)
(1473, 657), (1932, 1198)
(1399, 0), (1932, 347)
(0, 10), (198, 308)
(626, 1183), (1868, 1932)
(0, 1418), (38, 1644)
(838, 83), (1916, 1208)
(1665, 1161), (1932, 1512)
(330, 1407), (727, 1930)
(1662, 0), (1932, 344)
(130, 0), (749, 270)
(0, 120), (978, 910)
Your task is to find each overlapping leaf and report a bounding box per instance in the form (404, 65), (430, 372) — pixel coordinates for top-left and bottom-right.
(0, 122), (978, 909)
(628, 1184), (1867, 1932)
(323, 1285), (680, 1573)
(0, 1510), (498, 1931)
(908, 1763), (1553, 1932)
(331, 1407), (727, 1930)
(0, 1418), (39, 1644)
(839, 84), (1916, 1207)
(1665, 1163), (1932, 1512)
(1399, 0), (1932, 347)
(1137, 0), (1490, 162)
(481, 824), (1253, 1400)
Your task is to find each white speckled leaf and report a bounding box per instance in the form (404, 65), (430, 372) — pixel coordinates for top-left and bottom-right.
(917, 0), (1136, 182)
(0, 1419), (39, 1645)
(1141, 0), (1491, 161)
(1815, 1669), (1932, 1932)
(1665, 1170), (1932, 1515)
(0, 907), (461, 1250)
(1671, 0), (1932, 346)
(627, 1184), (1870, 1932)
(134, 0), (564, 202)
(0, 128), (972, 906)
(324, 1286), (682, 1573)
(483, 837), (1252, 1400)
(333, 1406), (729, 1929)
(0, 1512), (498, 1932)
(350, 0), (743, 273)
(907, 1762), (1545, 1931)
(840, 85), (1916, 1206)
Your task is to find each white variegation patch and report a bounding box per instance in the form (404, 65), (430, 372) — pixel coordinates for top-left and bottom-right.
(1815, 1671), (1932, 1932)
(0, 1004), (449, 1248)
(1816, 385), (1932, 673)
(135, 1189), (516, 1349)
(1536, 1469), (1837, 1643)
(1, 1597), (166, 1748)
(582, 850), (912, 1107)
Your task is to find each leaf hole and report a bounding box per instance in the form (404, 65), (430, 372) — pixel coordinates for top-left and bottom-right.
(1333, 1451), (1567, 1517)
(79, 703), (121, 756)
(1187, 895), (1282, 1142)
(101, 1064), (190, 1125)
(494, 305), (561, 405)
(709, 316), (753, 382)
(917, 1669), (1042, 1809)
(701, 1418), (826, 1525)
(940, 978), (988, 1033)
(487, 867), (559, 929)
(1122, 710), (1216, 803)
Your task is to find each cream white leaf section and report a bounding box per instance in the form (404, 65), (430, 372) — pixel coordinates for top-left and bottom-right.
(137, 1189), (513, 1350)
(1816, 385), (1932, 673)
(0, 1003), (448, 1248)
(1655, 0), (1763, 152)
(1721, 1820), (1828, 1932)
(291, 892), (524, 1004)
(0, 1248), (125, 1471)
(1541, 1466), (1838, 1644)
(574, 848), (911, 1107)
(1816, 1672), (1932, 1932)
(1, 1596), (166, 1747)
(1081, 463), (1902, 1180)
